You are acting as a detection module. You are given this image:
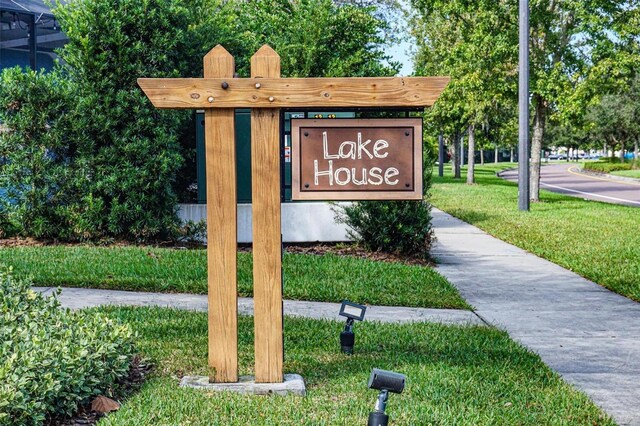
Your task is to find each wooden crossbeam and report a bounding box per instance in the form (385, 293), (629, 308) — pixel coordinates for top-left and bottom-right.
(137, 76), (450, 109)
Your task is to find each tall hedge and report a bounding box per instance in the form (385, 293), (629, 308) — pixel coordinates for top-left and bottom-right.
(1, 0), (408, 242)
(0, 67), (83, 239)
(49, 0), (196, 240)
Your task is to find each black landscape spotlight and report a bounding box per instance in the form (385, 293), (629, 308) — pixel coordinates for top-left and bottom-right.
(339, 300), (366, 354)
(367, 368), (406, 426)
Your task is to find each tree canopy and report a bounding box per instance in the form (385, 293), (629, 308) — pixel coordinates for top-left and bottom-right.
(411, 0), (640, 197)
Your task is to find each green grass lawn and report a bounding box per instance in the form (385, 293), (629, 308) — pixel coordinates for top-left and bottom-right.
(431, 164), (640, 302)
(95, 306), (612, 426)
(0, 247), (468, 309)
(610, 169), (640, 179)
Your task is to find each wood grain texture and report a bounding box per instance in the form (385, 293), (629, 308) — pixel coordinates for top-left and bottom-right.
(204, 45), (238, 383)
(251, 45), (284, 383)
(137, 76), (450, 109)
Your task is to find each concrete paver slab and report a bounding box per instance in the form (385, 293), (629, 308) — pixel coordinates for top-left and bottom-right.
(32, 287), (484, 326)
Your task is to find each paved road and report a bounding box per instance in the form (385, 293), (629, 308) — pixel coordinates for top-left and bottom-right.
(432, 209), (640, 425)
(501, 163), (640, 207)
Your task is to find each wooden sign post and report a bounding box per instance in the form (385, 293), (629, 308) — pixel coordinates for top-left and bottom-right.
(138, 44), (448, 385)
(250, 46), (284, 383)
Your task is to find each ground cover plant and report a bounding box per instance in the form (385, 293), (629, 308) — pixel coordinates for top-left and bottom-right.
(0, 269), (134, 425)
(431, 164), (640, 302)
(92, 306), (612, 425)
(582, 158), (639, 174)
(0, 248), (468, 309)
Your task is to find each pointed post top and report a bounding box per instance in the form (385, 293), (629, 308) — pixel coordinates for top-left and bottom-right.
(251, 45), (280, 79)
(205, 44), (233, 59)
(204, 44), (234, 79)
(251, 44), (280, 60)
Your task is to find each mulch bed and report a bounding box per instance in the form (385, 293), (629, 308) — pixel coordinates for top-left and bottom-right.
(280, 243), (432, 266)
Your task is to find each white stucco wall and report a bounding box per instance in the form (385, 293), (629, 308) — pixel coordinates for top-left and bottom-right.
(178, 202), (353, 243)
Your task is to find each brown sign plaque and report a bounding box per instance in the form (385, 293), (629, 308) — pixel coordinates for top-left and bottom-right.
(291, 118), (423, 200)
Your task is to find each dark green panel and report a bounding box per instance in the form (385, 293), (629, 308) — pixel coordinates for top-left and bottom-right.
(195, 109), (252, 204)
(235, 109), (252, 203)
(196, 111), (206, 204)
(196, 110), (354, 204)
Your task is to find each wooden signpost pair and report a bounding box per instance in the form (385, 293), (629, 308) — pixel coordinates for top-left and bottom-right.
(138, 45), (448, 385)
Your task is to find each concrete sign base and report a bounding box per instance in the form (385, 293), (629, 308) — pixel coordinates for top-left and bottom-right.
(180, 374), (306, 396)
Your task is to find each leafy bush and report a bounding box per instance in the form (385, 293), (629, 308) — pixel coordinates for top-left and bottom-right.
(583, 161), (633, 173)
(50, 0), (194, 241)
(0, 268), (134, 425)
(337, 200), (434, 259)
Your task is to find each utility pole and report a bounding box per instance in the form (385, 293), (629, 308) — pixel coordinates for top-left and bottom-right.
(518, 0), (530, 211)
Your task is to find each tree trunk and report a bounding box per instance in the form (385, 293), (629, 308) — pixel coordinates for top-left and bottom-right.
(510, 147), (514, 163)
(480, 148), (485, 165)
(494, 146), (498, 163)
(619, 141), (625, 163)
(467, 124), (476, 184)
(530, 94), (546, 202)
(603, 142), (607, 157)
(634, 140), (638, 160)
(451, 134), (460, 179)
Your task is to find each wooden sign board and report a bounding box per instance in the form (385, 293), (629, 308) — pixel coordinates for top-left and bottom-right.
(291, 118), (423, 200)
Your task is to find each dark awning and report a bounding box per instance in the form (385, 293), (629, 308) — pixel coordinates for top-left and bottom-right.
(0, 0), (57, 17)
(0, 0), (69, 69)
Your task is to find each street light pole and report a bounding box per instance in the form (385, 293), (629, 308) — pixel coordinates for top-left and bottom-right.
(438, 133), (444, 177)
(518, 0), (530, 211)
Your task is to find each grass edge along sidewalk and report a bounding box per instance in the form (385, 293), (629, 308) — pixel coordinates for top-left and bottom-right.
(431, 164), (640, 303)
(0, 248), (470, 310)
(96, 306), (613, 426)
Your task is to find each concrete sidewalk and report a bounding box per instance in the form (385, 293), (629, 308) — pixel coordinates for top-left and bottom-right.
(432, 208), (640, 426)
(33, 287), (483, 326)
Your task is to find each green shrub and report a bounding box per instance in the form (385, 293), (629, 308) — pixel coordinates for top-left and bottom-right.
(337, 200), (434, 259)
(583, 161), (633, 173)
(336, 134), (435, 259)
(0, 268), (135, 425)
